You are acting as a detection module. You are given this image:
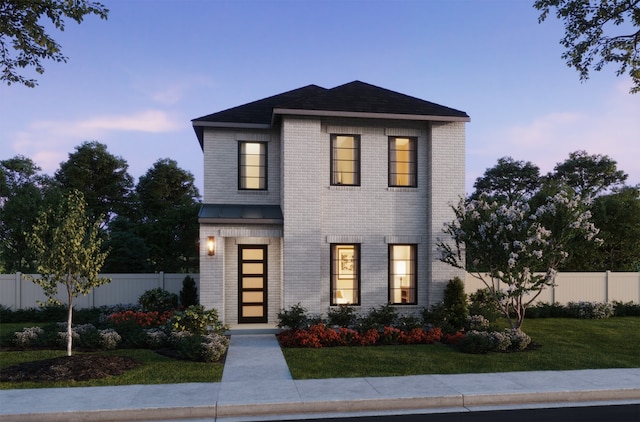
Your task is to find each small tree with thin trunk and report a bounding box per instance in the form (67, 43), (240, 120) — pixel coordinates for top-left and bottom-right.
(438, 188), (601, 329)
(26, 189), (110, 356)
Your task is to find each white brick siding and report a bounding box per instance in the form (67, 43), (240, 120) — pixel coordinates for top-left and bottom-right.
(199, 116), (465, 323)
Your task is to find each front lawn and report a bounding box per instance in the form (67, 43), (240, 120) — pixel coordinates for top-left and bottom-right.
(281, 317), (640, 379)
(0, 348), (223, 389)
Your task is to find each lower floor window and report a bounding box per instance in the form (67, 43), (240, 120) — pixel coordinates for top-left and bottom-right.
(331, 244), (360, 305)
(389, 244), (416, 304)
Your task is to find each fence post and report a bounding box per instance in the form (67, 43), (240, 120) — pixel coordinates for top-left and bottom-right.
(605, 270), (610, 303)
(159, 271), (165, 290)
(15, 272), (21, 310)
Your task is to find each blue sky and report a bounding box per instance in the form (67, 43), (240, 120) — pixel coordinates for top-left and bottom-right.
(2, 0), (639, 196)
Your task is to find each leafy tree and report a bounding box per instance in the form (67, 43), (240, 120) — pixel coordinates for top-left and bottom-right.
(26, 190), (110, 356)
(439, 188), (600, 329)
(0, 0), (109, 87)
(55, 141), (134, 228)
(550, 150), (628, 198)
(136, 159), (200, 273)
(590, 185), (640, 271)
(101, 217), (150, 273)
(471, 157), (541, 204)
(534, 0), (640, 93)
(0, 156), (53, 272)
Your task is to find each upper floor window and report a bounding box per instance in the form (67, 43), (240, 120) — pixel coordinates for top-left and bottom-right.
(239, 142), (267, 190)
(389, 244), (416, 304)
(331, 135), (360, 186)
(331, 244), (360, 305)
(389, 137), (417, 187)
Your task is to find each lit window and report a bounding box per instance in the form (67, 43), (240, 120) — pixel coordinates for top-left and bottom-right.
(331, 244), (360, 305)
(389, 137), (416, 187)
(239, 142), (267, 190)
(331, 135), (360, 186)
(389, 244), (416, 304)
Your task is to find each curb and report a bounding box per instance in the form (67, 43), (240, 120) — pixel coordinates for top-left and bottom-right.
(6, 388), (637, 422)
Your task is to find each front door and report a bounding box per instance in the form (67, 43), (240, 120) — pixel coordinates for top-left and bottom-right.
(238, 245), (268, 323)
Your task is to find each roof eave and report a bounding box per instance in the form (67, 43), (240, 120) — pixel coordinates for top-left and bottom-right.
(272, 108), (470, 123)
(192, 121), (273, 148)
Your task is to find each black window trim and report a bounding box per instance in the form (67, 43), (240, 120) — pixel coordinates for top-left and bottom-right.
(238, 141), (268, 191)
(330, 134), (361, 187)
(388, 244), (417, 305)
(388, 136), (417, 188)
(330, 243), (361, 306)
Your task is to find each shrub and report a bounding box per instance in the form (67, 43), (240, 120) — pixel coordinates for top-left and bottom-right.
(327, 305), (356, 327)
(465, 314), (490, 331)
(277, 303), (309, 330)
(169, 331), (229, 362)
(566, 301), (614, 319)
(168, 305), (225, 335)
(200, 333), (230, 362)
(144, 328), (168, 348)
(526, 302), (568, 318)
(180, 275), (199, 308)
(12, 327), (44, 348)
(613, 301), (640, 316)
(98, 329), (121, 350)
(138, 288), (179, 313)
(506, 329), (531, 351)
(458, 331), (494, 354)
(396, 314), (423, 331)
(360, 303), (398, 329)
(443, 276), (468, 329)
(107, 310), (173, 327)
(468, 288), (502, 322)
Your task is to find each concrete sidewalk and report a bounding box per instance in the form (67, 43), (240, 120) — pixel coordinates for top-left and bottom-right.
(1, 334), (639, 421)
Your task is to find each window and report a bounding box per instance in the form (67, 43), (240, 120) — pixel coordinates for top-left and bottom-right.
(389, 245), (416, 304)
(239, 142), (267, 190)
(331, 135), (360, 186)
(331, 244), (360, 305)
(389, 137), (417, 187)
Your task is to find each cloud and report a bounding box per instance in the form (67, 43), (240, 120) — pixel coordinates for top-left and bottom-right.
(7, 110), (184, 174)
(467, 81), (640, 191)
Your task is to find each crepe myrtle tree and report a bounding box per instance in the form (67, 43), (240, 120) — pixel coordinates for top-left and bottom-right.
(438, 188), (601, 329)
(26, 189), (110, 356)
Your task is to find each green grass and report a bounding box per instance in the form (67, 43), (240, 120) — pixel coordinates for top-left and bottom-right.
(0, 322), (224, 389)
(281, 317), (640, 379)
(0, 349), (224, 389)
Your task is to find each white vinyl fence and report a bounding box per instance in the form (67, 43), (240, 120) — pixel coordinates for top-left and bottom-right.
(1, 272), (638, 310)
(0, 273), (199, 310)
(464, 272), (640, 305)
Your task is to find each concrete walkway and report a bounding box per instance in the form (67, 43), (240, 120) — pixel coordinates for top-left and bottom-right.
(1, 334), (639, 421)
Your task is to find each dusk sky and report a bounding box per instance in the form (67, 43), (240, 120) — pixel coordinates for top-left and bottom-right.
(2, 0), (639, 196)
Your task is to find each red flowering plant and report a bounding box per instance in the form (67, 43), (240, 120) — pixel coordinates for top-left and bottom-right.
(442, 331), (466, 346)
(380, 326), (402, 345)
(107, 310), (173, 328)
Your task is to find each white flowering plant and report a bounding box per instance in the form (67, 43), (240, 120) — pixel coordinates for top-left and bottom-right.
(438, 188), (601, 329)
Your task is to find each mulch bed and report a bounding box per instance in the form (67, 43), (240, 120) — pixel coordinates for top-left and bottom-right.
(0, 354), (142, 382)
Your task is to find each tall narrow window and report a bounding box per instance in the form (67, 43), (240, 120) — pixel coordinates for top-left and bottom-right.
(389, 245), (416, 304)
(389, 137), (417, 187)
(331, 244), (360, 305)
(331, 135), (360, 186)
(239, 142), (267, 190)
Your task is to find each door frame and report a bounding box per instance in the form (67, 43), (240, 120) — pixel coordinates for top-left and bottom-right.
(238, 245), (268, 323)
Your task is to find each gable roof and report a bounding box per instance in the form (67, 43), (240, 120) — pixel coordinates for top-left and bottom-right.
(192, 81), (469, 146)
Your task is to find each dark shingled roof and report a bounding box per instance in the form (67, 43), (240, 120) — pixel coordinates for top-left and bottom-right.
(192, 81), (469, 146)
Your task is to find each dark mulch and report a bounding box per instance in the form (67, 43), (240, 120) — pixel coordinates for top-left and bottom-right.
(0, 354), (142, 382)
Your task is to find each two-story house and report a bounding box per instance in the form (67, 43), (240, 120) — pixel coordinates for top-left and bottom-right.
(192, 81), (469, 328)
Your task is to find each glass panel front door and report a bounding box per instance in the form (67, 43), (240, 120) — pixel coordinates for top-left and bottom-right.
(238, 245), (267, 323)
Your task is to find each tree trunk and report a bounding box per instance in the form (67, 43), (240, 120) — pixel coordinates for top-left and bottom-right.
(66, 280), (73, 357)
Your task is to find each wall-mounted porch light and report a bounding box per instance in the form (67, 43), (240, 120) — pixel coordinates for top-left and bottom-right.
(206, 236), (216, 256)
